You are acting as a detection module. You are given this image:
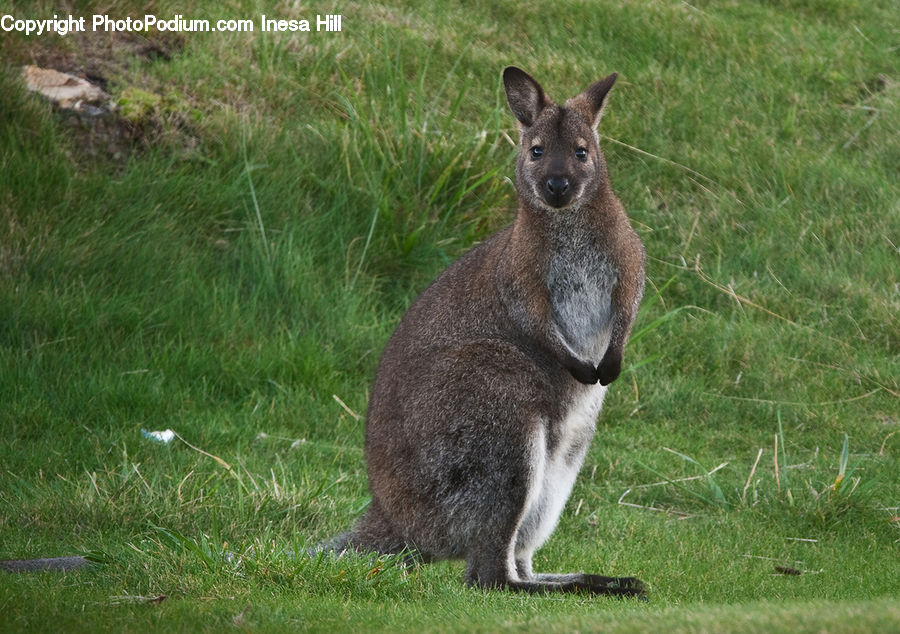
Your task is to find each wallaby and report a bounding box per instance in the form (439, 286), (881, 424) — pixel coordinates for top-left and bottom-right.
(326, 67), (647, 597)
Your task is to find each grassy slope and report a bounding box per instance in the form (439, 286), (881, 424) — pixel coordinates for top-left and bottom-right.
(1, 0), (898, 631)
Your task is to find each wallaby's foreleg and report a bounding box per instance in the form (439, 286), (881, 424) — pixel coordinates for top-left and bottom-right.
(549, 323), (600, 385)
(595, 299), (632, 385)
(595, 271), (645, 386)
(595, 343), (623, 386)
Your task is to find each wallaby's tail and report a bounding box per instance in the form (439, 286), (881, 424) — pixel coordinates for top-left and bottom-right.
(311, 530), (353, 554)
(307, 505), (417, 561)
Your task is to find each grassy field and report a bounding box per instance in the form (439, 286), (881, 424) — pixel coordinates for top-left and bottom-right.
(1, 0), (898, 631)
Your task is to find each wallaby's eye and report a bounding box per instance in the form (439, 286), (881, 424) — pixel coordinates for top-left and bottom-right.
(575, 147), (588, 161)
(530, 146), (543, 160)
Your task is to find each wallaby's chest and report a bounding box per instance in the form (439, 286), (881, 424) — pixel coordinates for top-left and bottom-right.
(546, 245), (617, 362)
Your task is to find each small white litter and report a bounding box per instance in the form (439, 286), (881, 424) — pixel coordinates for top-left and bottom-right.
(141, 428), (175, 444)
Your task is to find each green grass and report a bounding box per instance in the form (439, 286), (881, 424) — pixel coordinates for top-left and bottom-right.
(1, 0), (898, 631)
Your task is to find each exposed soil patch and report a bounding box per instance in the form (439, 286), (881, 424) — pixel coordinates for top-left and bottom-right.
(11, 31), (195, 165)
(13, 30), (185, 87)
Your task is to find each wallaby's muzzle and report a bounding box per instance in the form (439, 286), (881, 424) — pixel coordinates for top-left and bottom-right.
(544, 176), (571, 208)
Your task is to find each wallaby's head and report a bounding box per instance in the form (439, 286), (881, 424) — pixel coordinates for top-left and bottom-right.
(503, 67), (617, 212)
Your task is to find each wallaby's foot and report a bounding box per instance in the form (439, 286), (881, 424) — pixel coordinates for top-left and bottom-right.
(579, 574), (647, 598)
(513, 575), (646, 598)
(466, 556), (647, 599)
(517, 575), (645, 598)
(471, 573), (647, 598)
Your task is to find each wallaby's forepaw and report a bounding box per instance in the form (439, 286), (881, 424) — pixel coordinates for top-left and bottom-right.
(565, 358), (600, 385)
(595, 349), (622, 386)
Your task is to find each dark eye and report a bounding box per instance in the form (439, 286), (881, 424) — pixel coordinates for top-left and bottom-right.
(530, 146), (543, 160)
(575, 147), (588, 161)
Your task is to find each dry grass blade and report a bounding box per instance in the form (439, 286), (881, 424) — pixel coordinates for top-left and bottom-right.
(333, 393), (362, 421)
(742, 448), (764, 505)
(617, 488), (696, 519)
(599, 134), (728, 194)
(631, 461), (728, 489)
(703, 388), (882, 408)
(173, 431), (232, 471)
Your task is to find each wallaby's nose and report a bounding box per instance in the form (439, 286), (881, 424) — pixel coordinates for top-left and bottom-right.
(545, 177), (570, 207)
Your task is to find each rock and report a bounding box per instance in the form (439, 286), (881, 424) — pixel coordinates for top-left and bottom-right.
(21, 65), (109, 112)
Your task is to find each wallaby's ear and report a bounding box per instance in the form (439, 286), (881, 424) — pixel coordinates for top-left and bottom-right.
(582, 72), (618, 127)
(503, 66), (547, 128)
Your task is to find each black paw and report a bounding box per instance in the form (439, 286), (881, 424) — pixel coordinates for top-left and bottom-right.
(595, 349), (622, 386)
(566, 358), (599, 385)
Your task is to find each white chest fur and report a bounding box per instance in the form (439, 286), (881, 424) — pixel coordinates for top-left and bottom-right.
(511, 383), (607, 578)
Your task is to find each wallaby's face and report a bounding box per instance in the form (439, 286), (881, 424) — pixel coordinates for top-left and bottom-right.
(503, 67), (617, 212)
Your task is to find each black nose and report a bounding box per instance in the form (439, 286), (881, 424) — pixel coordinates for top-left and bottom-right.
(544, 176), (570, 207)
(546, 177), (569, 197)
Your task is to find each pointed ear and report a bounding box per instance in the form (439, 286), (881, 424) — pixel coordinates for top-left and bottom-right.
(503, 66), (547, 127)
(582, 72), (618, 127)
